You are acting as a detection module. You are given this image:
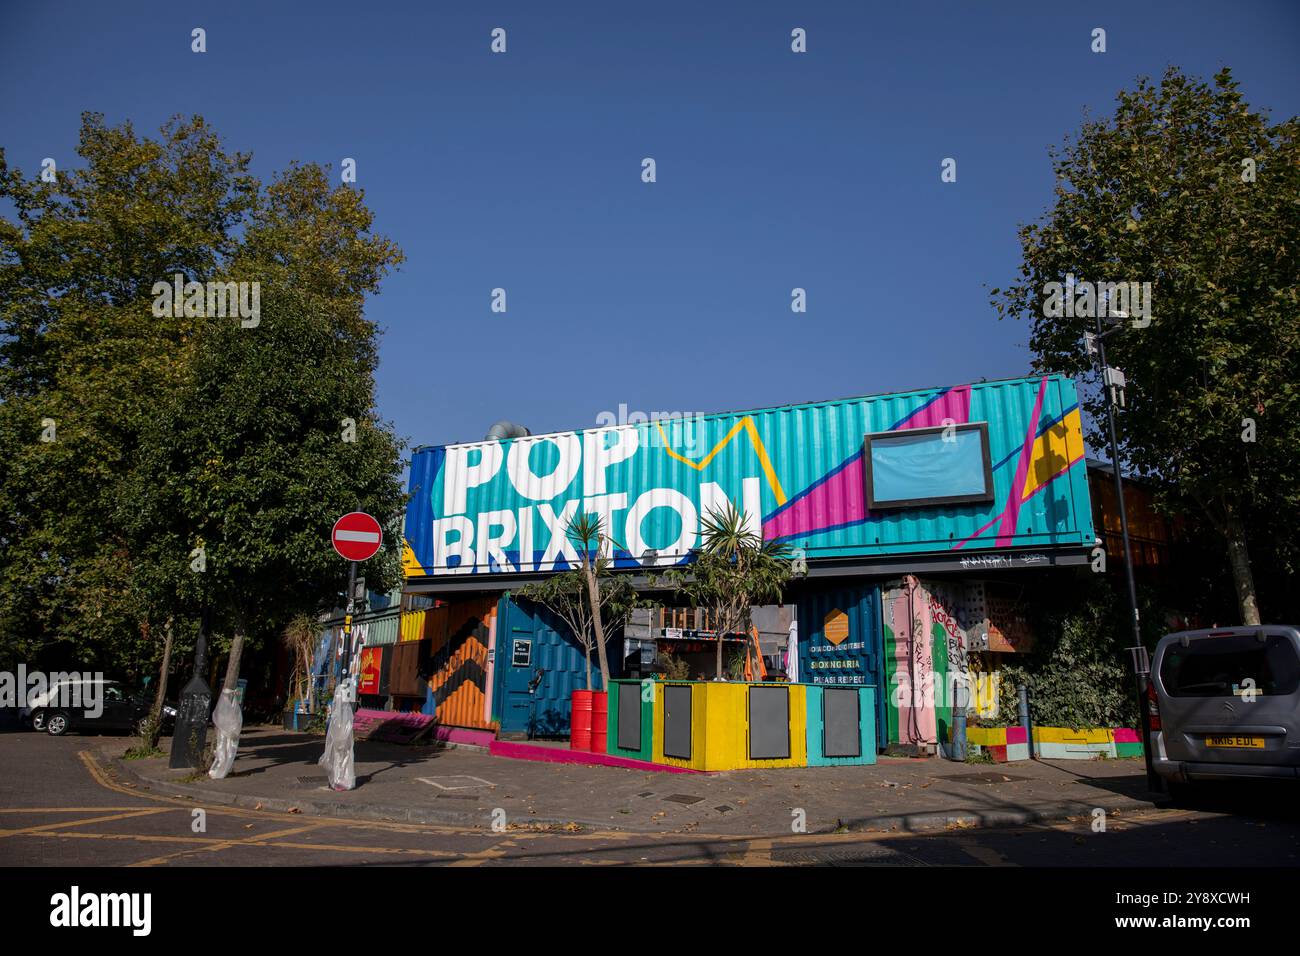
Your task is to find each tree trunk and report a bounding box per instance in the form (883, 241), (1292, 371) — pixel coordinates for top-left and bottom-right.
(715, 626), (723, 680)
(146, 617), (174, 749)
(221, 608), (248, 694)
(1222, 513), (1262, 625)
(583, 562), (610, 686)
(585, 647), (592, 691)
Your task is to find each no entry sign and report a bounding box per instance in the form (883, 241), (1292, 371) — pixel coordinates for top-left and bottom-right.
(332, 512), (383, 562)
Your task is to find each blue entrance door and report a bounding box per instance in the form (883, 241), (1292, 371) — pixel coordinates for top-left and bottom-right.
(494, 596), (606, 738)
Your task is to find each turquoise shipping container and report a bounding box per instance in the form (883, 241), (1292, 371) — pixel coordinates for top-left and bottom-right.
(403, 374), (1092, 579)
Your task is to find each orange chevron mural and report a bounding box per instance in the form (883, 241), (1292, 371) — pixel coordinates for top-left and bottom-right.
(399, 597), (497, 730)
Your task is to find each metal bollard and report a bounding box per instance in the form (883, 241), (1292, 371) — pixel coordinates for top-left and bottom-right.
(1017, 683), (1035, 759)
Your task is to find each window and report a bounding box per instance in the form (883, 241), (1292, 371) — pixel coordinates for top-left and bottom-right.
(863, 422), (994, 509)
(1160, 633), (1300, 698)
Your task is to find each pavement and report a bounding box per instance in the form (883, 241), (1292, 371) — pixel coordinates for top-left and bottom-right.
(3, 730), (1298, 868)
(106, 725), (1158, 836)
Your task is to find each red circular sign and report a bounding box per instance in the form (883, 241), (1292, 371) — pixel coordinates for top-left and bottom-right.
(332, 512), (383, 562)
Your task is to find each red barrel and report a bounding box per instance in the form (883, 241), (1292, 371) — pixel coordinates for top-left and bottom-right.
(570, 690), (593, 751)
(590, 691), (609, 754)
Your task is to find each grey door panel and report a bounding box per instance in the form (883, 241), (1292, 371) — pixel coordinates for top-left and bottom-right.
(617, 682), (641, 752)
(748, 685), (790, 760)
(823, 687), (861, 758)
(663, 684), (692, 759)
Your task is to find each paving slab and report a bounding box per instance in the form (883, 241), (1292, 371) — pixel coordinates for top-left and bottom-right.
(106, 726), (1159, 836)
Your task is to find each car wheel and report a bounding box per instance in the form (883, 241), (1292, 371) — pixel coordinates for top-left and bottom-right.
(30, 711), (46, 732)
(46, 712), (70, 736)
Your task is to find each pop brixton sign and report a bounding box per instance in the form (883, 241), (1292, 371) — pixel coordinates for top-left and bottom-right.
(403, 375), (1094, 577)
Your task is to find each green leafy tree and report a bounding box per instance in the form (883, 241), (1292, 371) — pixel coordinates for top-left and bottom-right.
(665, 504), (792, 679)
(0, 114), (254, 670)
(127, 281), (406, 699)
(520, 572), (598, 688)
(0, 113), (405, 716)
(992, 67), (1299, 625)
(519, 566), (648, 691)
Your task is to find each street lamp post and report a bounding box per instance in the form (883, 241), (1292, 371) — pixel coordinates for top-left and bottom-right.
(1085, 313), (1160, 791)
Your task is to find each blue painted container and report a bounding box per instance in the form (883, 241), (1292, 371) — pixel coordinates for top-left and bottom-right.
(403, 375), (1094, 578)
(796, 583), (888, 750)
(491, 595), (613, 738)
(805, 685), (877, 766)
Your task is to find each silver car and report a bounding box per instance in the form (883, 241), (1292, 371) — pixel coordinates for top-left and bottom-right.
(1149, 625), (1300, 791)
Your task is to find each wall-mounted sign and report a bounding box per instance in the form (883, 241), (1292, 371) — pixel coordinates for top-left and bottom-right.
(823, 609), (850, 646)
(802, 597), (876, 687)
(511, 639), (531, 667)
(358, 646), (382, 695)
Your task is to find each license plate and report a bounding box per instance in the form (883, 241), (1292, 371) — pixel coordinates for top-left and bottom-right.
(1204, 736), (1264, 748)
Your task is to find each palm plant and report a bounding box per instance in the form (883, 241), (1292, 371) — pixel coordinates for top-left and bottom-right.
(282, 614), (321, 713)
(669, 503), (793, 679)
(567, 512), (615, 686)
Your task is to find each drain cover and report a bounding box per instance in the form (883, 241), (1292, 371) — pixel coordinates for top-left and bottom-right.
(296, 776), (321, 786)
(663, 794), (704, 805)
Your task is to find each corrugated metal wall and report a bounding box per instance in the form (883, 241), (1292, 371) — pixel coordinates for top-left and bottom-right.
(797, 583), (887, 750)
(362, 613), (400, 647)
(493, 596), (609, 737)
(398, 596), (496, 730)
(404, 374), (1093, 576)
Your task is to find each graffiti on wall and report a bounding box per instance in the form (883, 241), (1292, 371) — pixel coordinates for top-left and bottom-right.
(883, 577), (1001, 747)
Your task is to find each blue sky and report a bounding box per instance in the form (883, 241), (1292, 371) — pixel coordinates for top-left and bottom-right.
(2, 1), (1297, 456)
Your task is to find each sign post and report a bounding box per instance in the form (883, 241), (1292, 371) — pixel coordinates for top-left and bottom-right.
(332, 512), (383, 690)
(321, 513), (382, 790)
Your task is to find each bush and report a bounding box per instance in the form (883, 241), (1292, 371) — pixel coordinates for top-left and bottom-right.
(995, 576), (1164, 730)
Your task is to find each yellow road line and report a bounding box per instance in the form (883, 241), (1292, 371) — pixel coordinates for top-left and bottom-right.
(0, 808), (171, 838)
(0, 806), (145, 814)
(129, 823), (331, 867)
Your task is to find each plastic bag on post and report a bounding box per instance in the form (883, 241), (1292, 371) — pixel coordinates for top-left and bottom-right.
(318, 682), (355, 791)
(208, 688), (243, 780)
